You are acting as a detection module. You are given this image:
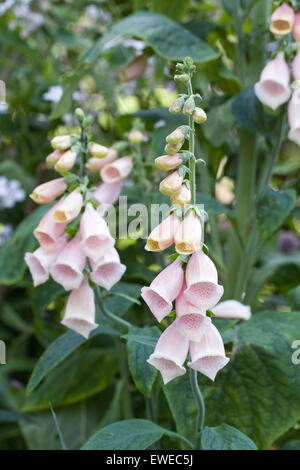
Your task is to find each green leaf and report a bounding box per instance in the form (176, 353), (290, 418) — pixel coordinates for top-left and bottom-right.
(22, 349), (118, 411)
(104, 282), (142, 317)
(202, 424), (257, 450)
(81, 11), (218, 65)
(205, 310), (300, 449)
(202, 100), (235, 147)
(150, 0), (191, 21)
(0, 204), (50, 285)
(197, 192), (232, 216)
(0, 410), (35, 424)
(122, 334), (158, 348)
(256, 187), (297, 239)
(232, 86), (265, 133)
(127, 326), (160, 397)
(82, 419), (192, 450)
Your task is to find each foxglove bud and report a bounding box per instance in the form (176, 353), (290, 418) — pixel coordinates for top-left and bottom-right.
(55, 150), (77, 173)
(155, 154), (182, 171)
(164, 142), (183, 154)
(128, 129), (144, 144)
(51, 135), (72, 151)
(159, 171), (183, 196)
(166, 128), (185, 145)
(270, 2), (295, 36)
(30, 178), (67, 204)
(170, 184), (191, 208)
(193, 107), (207, 124)
(174, 74), (189, 83)
(90, 143), (108, 159)
(183, 96), (195, 116)
(46, 150), (63, 166)
(169, 97), (185, 114)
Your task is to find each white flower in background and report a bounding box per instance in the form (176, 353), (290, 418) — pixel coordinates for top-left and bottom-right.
(43, 86), (63, 104)
(0, 176), (26, 209)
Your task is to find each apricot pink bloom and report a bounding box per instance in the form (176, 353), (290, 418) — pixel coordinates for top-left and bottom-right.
(141, 259), (184, 322)
(50, 236), (86, 291)
(53, 189), (83, 224)
(288, 97), (300, 146)
(174, 211), (202, 255)
(101, 156), (133, 183)
(159, 171), (183, 196)
(292, 12), (300, 43)
(145, 212), (180, 252)
(93, 181), (122, 206)
(24, 236), (67, 286)
(61, 278), (98, 338)
(254, 52), (291, 110)
(176, 284), (212, 342)
(34, 202), (66, 252)
(184, 250), (224, 310)
(86, 148), (118, 172)
(90, 247), (126, 290)
(212, 300), (251, 321)
(30, 178), (67, 205)
(155, 154), (182, 171)
(270, 2), (295, 36)
(80, 202), (114, 261)
(292, 51), (300, 81)
(188, 323), (229, 381)
(147, 321), (189, 385)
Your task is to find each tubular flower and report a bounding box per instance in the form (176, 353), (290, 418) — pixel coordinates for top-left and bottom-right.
(176, 284), (211, 342)
(147, 321), (189, 385)
(292, 12), (300, 43)
(61, 278), (98, 338)
(93, 181), (122, 206)
(145, 212), (180, 252)
(212, 300), (251, 321)
(159, 171), (183, 196)
(270, 2), (295, 36)
(55, 150), (77, 173)
(155, 154), (182, 171)
(184, 250), (224, 310)
(101, 156), (133, 183)
(254, 52), (291, 110)
(50, 236), (86, 291)
(80, 202), (114, 261)
(141, 259), (184, 322)
(292, 51), (300, 81)
(188, 323), (230, 381)
(86, 148), (118, 172)
(53, 190), (83, 224)
(90, 246), (126, 290)
(30, 178), (67, 204)
(288, 97), (300, 146)
(170, 184), (191, 208)
(34, 201), (66, 252)
(174, 211), (202, 255)
(46, 150), (63, 166)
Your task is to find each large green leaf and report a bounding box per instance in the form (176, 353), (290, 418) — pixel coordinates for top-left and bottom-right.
(202, 424), (257, 450)
(0, 204), (50, 285)
(81, 11), (218, 64)
(202, 99), (235, 147)
(22, 349), (118, 411)
(256, 187), (297, 239)
(150, 0), (191, 21)
(82, 418), (192, 450)
(127, 325), (160, 397)
(232, 86), (265, 133)
(205, 311), (300, 449)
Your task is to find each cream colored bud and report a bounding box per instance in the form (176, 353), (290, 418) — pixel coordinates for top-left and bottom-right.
(128, 129), (144, 144)
(90, 143), (109, 159)
(166, 128), (185, 145)
(193, 107), (207, 124)
(170, 184), (191, 208)
(55, 150), (77, 173)
(51, 135), (72, 151)
(165, 142), (182, 154)
(159, 171), (183, 196)
(46, 150), (63, 166)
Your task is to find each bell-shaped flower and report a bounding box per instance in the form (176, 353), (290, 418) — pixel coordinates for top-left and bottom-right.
(254, 52), (291, 110)
(55, 150), (77, 173)
(292, 12), (300, 43)
(188, 323), (230, 381)
(30, 178), (67, 205)
(80, 202), (114, 261)
(176, 284), (212, 342)
(101, 156), (133, 183)
(212, 300), (251, 321)
(61, 278), (98, 338)
(53, 189), (83, 224)
(141, 259), (184, 322)
(90, 246), (126, 290)
(174, 211), (202, 255)
(92, 181), (122, 206)
(34, 201), (66, 252)
(171, 184), (191, 208)
(270, 2), (295, 36)
(24, 236), (67, 286)
(86, 148), (118, 172)
(50, 236), (86, 291)
(155, 154), (182, 171)
(288, 96), (300, 146)
(159, 171), (183, 196)
(184, 250), (224, 310)
(292, 51), (300, 81)
(145, 212), (180, 252)
(147, 321), (189, 385)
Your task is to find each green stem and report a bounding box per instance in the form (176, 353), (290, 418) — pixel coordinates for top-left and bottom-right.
(189, 368), (205, 449)
(187, 76), (196, 206)
(95, 286), (131, 331)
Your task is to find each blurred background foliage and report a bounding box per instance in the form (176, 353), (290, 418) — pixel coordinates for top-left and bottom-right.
(0, 0), (299, 450)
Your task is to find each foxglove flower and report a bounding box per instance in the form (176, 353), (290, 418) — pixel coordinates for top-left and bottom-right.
(159, 171), (183, 196)
(288, 97), (300, 146)
(147, 321), (189, 384)
(53, 190), (83, 224)
(90, 246), (126, 290)
(141, 259), (184, 322)
(184, 250), (224, 309)
(171, 184), (191, 208)
(145, 212), (180, 252)
(55, 150), (76, 173)
(86, 148), (118, 171)
(61, 278), (98, 338)
(188, 323), (229, 381)
(292, 12), (300, 43)
(212, 300), (251, 321)
(292, 51), (300, 81)
(101, 156), (133, 183)
(80, 202), (114, 261)
(51, 135), (71, 151)
(155, 154), (182, 171)
(50, 236), (86, 291)
(270, 2), (295, 36)
(175, 211), (202, 255)
(93, 181), (122, 206)
(176, 284), (211, 342)
(254, 52), (291, 110)
(30, 178), (67, 204)
(34, 201), (66, 252)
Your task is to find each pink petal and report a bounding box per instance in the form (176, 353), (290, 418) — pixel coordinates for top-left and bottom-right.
(50, 236), (86, 291)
